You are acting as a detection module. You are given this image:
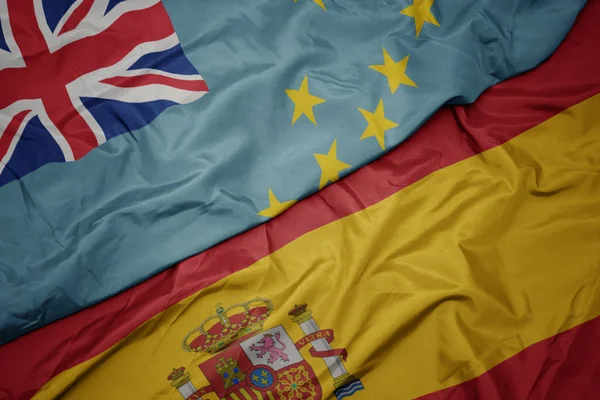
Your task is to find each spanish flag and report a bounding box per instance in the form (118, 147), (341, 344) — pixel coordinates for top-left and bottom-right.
(2, 1), (600, 400)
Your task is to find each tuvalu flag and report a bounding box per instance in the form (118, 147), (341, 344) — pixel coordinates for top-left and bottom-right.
(1, 1), (600, 398)
(0, 0), (588, 344)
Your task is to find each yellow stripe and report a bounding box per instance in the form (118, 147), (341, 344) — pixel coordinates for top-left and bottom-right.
(251, 388), (264, 400)
(239, 388), (253, 400)
(230, 393), (240, 400)
(33, 94), (600, 400)
(266, 391), (275, 400)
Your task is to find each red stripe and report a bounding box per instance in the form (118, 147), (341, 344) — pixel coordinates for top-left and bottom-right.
(418, 315), (600, 400)
(42, 89), (98, 159)
(0, 110), (29, 161)
(101, 74), (209, 92)
(2, 2), (600, 399)
(57, 2), (176, 80)
(241, 388), (259, 400)
(6, 0), (48, 61)
(58, 0), (94, 36)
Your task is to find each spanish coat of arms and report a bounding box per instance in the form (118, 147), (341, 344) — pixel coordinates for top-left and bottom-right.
(166, 298), (364, 400)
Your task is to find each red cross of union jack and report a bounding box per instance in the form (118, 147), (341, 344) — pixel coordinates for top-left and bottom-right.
(0, 0), (208, 185)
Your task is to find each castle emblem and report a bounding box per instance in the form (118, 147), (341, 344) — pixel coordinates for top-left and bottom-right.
(167, 298), (364, 399)
(215, 357), (245, 389)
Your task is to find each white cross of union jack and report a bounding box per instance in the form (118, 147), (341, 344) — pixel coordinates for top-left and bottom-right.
(0, 0), (208, 186)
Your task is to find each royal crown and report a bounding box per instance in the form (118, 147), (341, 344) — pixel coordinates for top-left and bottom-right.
(167, 367), (193, 390)
(167, 367), (186, 381)
(288, 303), (308, 317)
(182, 298), (273, 354)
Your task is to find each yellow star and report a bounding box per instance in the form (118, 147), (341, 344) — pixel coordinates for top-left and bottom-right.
(357, 99), (398, 150)
(314, 140), (351, 189)
(293, 0), (327, 10)
(285, 76), (326, 125)
(400, 0), (440, 38)
(369, 48), (417, 94)
(313, 0), (326, 9)
(257, 188), (296, 218)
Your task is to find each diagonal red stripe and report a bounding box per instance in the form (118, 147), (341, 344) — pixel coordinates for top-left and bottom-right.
(56, 2), (176, 80)
(240, 388), (259, 400)
(0, 110), (30, 162)
(417, 314), (600, 400)
(58, 0), (95, 36)
(1, 1), (600, 399)
(101, 74), (209, 92)
(42, 88), (98, 159)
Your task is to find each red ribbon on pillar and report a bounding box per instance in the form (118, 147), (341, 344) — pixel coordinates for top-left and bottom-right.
(191, 385), (215, 399)
(295, 329), (348, 361)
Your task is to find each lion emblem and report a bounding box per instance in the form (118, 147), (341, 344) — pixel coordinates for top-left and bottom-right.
(249, 332), (290, 364)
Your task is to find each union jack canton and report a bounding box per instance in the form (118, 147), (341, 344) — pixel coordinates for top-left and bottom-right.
(0, 0), (208, 186)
